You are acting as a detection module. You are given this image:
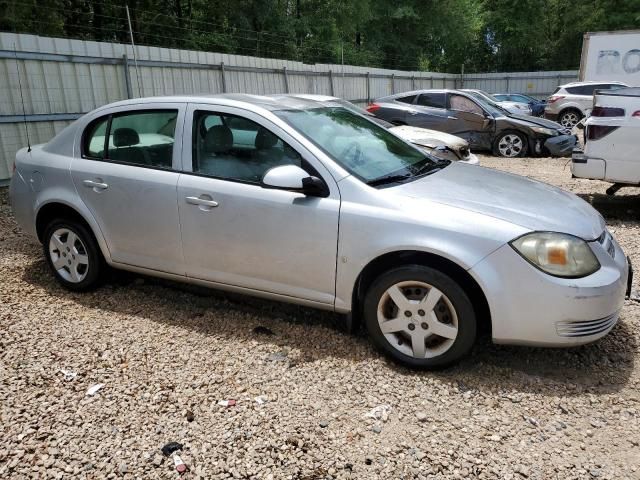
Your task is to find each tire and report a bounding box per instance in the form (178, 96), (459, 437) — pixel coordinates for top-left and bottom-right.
(43, 218), (105, 291)
(492, 131), (527, 158)
(363, 265), (476, 369)
(558, 109), (582, 129)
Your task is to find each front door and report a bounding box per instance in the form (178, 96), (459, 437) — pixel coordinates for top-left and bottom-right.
(70, 105), (185, 274)
(445, 94), (494, 150)
(177, 105), (340, 306)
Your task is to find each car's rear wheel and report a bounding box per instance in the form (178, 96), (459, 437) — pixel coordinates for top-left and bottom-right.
(493, 131), (527, 158)
(558, 109), (582, 129)
(363, 265), (476, 368)
(43, 219), (104, 291)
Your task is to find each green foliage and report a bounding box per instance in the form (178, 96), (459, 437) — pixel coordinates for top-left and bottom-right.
(1, 0), (639, 72)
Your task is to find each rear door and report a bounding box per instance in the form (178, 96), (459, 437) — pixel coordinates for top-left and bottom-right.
(406, 92), (452, 129)
(70, 104), (185, 274)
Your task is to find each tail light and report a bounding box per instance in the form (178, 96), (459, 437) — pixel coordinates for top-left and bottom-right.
(547, 95), (565, 104)
(592, 106), (625, 117)
(586, 125), (619, 141)
(366, 103), (381, 113)
(633, 111), (640, 117)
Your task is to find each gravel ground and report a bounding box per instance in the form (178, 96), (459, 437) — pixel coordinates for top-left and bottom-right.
(1, 156), (639, 480)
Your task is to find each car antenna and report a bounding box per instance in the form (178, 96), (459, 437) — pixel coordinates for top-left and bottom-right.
(13, 43), (31, 152)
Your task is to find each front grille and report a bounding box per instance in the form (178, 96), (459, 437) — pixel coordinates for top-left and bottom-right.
(556, 313), (618, 337)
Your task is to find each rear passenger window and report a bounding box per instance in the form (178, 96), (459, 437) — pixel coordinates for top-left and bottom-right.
(82, 110), (177, 168)
(396, 95), (416, 104)
(417, 93), (446, 108)
(107, 111), (177, 168)
(83, 117), (109, 159)
(567, 85), (596, 95)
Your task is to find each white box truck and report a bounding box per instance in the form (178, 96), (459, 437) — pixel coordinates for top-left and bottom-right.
(579, 30), (640, 86)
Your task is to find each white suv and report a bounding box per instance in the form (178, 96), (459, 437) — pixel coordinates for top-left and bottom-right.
(545, 81), (627, 128)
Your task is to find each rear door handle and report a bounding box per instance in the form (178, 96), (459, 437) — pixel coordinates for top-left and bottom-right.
(83, 179), (109, 190)
(186, 196), (219, 208)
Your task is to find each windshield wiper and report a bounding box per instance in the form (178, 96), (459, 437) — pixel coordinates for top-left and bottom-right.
(413, 158), (450, 176)
(366, 173), (412, 187)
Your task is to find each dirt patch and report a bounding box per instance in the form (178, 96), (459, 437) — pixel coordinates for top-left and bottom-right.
(1, 159), (639, 479)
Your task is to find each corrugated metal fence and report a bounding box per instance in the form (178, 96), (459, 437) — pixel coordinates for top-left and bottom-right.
(0, 32), (578, 181)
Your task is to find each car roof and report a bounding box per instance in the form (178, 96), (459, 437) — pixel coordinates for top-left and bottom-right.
(376, 89), (453, 101)
(560, 80), (627, 88)
(94, 93), (327, 114)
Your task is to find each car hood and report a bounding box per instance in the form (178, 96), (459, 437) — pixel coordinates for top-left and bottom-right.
(507, 114), (563, 130)
(389, 125), (468, 149)
(389, 162), (605, 240)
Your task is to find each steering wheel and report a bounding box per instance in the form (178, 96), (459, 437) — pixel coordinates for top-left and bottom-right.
(339, 142), (363, 165)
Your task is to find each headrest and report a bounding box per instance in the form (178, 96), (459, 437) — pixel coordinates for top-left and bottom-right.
(255, 127), (279, 150)
(204, 125), (233, 154)
(113, 128), (140, 147)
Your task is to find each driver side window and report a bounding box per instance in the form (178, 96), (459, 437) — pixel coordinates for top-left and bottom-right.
(192, 111), (303, 184)
(449, 95), (483, 115)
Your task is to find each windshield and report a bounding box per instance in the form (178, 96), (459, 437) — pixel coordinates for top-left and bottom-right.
(275, 107), (446, 185)
(465, 92), (509, 116)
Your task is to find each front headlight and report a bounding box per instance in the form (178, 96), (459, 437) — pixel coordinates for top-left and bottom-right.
(530, 126), (557, 136)
(511, 232), (600, 278)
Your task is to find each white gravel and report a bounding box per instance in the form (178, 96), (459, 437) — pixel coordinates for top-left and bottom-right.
(1, 156), (639, 479)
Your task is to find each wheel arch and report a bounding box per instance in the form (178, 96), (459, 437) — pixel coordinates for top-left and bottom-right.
(35, 201), (111, 262)
(351, 250), (491, 335)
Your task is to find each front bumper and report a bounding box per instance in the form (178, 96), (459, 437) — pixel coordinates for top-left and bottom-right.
(543, 134), (577, 157)
(571, 149), (605, 180)
(470, 234), (630, 347)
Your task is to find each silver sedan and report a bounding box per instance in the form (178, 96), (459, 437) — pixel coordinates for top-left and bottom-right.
(9, 94), (632, 368)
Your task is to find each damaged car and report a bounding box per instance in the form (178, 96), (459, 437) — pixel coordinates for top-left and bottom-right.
(367, 89), (577, 158)
(283, 94), (478, 164)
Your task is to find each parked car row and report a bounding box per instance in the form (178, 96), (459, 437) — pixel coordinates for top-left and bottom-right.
(367, 89), (576, 158)
(9, 93), (632, 368)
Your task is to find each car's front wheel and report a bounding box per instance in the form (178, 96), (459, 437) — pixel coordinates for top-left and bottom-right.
(43, 219), (105, 291)
(363, 265), (476, 368)
(493, 131), (527, 158)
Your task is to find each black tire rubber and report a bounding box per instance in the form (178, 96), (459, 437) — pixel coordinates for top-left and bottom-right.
(558, 108), (583, 128)
(363, 265), (476, 369)
(43, 218), (105, 291)
(492, 130), (528, 158)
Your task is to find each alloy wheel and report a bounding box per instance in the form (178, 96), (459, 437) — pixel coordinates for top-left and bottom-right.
(560, 111), (580, 128)
(48, 228), (89, 283)
(377, 280), (459, 359)
(498, 134), (523, 157)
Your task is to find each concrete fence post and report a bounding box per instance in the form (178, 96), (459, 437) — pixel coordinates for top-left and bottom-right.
(283, 66), (290, 93)
(220, 61), (227, 93)
(329, 70), (334, 96)
(505, 75), (510, 92)
(122, 54), (133, 99)
(366, 72), (371, 103)
(411, 75), (415, 90)
(391, 73), (395, 94)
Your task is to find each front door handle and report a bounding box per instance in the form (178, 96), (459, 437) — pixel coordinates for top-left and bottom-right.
(83, 179), (109, 190)
(186, 196), (219, 208)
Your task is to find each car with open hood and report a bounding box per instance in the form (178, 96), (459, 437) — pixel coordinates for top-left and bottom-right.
(368, 89), (577, 158)
(10, 94), (631, 368)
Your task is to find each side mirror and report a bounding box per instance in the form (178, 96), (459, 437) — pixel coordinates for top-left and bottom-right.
(261, 165), (329, 197)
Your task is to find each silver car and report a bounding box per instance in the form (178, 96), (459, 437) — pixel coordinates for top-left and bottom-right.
(9, 94), (632, 368)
